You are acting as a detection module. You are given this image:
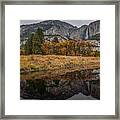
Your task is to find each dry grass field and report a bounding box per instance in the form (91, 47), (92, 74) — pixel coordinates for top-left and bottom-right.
(20, 55), (100, 76)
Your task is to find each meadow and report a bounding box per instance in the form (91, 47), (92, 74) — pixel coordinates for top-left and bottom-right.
(20, 55), (99, 76)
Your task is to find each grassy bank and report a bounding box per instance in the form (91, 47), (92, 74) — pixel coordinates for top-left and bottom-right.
(20, 55), (100, 75)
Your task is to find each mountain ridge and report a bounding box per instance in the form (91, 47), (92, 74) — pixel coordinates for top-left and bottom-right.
(20, 20), (100, 41)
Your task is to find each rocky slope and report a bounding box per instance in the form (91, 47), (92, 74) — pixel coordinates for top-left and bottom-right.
(20, 20), (100, 41)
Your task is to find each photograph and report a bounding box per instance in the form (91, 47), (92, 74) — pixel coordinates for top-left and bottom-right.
(2, 1), (118, 118)
(20, 20), (100, 100)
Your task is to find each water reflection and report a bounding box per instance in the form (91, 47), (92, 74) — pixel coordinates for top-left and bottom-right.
(20, 68), (100, 100)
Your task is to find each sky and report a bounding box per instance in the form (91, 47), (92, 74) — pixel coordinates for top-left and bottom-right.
(20, 20), (95, 27)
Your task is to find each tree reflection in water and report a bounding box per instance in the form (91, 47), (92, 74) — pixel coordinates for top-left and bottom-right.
(20, 68), (100, 100)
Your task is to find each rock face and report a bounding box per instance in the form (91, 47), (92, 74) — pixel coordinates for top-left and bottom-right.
(88, 20), (100, 40)
(70, 25), (88, 40)
(20, 20), (100, 41)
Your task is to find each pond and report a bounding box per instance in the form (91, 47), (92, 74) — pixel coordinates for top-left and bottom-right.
(20, 68), (100, 100)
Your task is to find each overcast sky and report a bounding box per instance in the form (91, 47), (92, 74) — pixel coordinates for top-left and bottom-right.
(20, 20), (95, 27)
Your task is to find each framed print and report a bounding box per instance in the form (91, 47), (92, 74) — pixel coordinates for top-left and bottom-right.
(0, 0), (119, 119)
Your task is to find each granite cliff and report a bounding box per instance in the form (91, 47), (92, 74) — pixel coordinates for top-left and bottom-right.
(20, 20), (100, 41)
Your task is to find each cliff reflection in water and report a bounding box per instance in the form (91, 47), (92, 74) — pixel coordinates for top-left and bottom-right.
(20, 69), (100, 100)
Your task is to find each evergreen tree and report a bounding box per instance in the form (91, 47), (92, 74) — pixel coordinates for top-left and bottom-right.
(32, 27), (44, 54)
(24, 33), (34, 55)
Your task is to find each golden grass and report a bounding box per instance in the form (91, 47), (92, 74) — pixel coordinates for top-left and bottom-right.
(20, 55), (100, 74)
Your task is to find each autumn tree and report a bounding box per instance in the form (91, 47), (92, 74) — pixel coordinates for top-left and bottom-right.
(53, 37), (59, 43)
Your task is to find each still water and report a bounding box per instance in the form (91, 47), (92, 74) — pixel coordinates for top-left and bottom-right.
(20, 68), (100, 100)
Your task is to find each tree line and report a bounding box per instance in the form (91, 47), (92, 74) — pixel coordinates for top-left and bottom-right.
(20, 27), (100, 57)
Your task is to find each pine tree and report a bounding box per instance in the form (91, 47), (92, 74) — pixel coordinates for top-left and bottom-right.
(24, 33), (34, 55)
(32, 27), (44, 54)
